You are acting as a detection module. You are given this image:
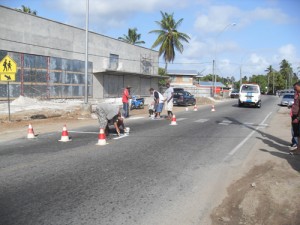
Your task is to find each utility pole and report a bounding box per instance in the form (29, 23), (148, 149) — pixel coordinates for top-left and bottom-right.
(239, 65), (242, 88)
(84, 0), (89, 104)
(272, 71), (275, 95)
(212, 59), (215, 97)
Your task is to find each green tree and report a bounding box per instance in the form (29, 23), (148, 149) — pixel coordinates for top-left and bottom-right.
(118, 28), (145, 45)
(149, 11), (190, 70)
(17, 5), (37, 15)
(158, 67), (168, 86)
(265, 65), (275, 94)
(249, 74), (267, 93)
(279, 59), (294, 89)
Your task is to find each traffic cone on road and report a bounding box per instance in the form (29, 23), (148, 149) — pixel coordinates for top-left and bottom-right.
(193, 105), (198, 111)
(170, 115), (178, 125)
(27, 124), (36, 139)
(59, 125), (71, 142)
(211, 105), (216, 112)
(96, 128), (107, 145)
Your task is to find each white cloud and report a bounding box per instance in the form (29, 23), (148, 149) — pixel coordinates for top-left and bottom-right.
(194, 5), (290, 33)
(278, 44), (296, 61)
(46, 0), (188, 31)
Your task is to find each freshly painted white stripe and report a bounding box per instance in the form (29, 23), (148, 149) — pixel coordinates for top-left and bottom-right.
(224, 112), (272, 160)
(219, 120), (232, 125)
(69, 131), (99, 134)
(258, 124), (268, 127)
(195, 119), (209, 123)
(219, 122), (230, 125)
(127, 116), (145, 120)
(176, 118), (187, 121)
(113, 134), (129, 139)
(222, 120), (232, 123)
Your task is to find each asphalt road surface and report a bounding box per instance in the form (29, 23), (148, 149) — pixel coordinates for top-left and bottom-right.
(0, 95), (280, 225)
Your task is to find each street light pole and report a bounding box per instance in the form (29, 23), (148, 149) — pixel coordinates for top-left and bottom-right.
(84, 0), (89, 104)
(213, 23), (236, 97)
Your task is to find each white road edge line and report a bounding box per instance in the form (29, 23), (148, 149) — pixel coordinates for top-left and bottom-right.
(224, 112), (272, 161)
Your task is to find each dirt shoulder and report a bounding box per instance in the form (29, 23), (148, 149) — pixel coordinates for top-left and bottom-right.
(210, 107), (300, 225)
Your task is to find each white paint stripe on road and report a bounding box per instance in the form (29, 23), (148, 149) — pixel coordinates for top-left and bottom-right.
(113, 134), (129, 140)
(219, 122), (230, 125)
(224, 112), (272, 161)
(195, 119), (209, 123)
(69, 131), (99, 134)
(219, 120), (232, 125)
(127, 116), (145, 120)
(176, 118), (187, 121)
(243, 122), (254, 125)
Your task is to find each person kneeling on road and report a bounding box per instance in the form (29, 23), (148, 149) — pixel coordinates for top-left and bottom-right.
(95, 103), (125, 136)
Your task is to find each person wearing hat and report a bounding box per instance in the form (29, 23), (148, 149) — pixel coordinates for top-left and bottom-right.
(122, 85), (131, 118)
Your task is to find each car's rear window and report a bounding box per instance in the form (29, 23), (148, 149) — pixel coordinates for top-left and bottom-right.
(283, 94), (294, 99)
(241, 85), (259, 93)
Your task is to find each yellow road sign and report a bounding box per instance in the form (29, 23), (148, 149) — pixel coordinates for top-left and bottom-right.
(0, 73), (16, 81)
(0, 55), (17, 81)
(0, 55), (17, 74)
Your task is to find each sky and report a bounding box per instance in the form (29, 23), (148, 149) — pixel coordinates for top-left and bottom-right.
(1, 0), (300, 81)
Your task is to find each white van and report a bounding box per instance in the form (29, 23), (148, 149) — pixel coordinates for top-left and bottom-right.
(238, 84), (261, 108)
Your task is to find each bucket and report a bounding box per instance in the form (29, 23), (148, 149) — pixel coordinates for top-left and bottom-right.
(125, 127), (130, 133)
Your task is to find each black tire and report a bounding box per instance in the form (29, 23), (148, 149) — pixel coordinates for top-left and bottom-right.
(238, 100), (242, 107)
(256, 101), (261, 108)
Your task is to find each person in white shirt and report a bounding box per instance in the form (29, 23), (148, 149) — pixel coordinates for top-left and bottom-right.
(164, 83), (174, 120)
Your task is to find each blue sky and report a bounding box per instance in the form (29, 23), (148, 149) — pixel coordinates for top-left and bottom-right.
(1, 0), (299, 80)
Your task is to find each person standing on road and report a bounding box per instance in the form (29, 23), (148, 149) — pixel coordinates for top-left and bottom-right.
(290, 81), (300, 154)
(289, 84), (299, 149)
(95, 103), (125, 136)
(163, 82), (174, 120)
(149, 88), (164, 119)
(122, 85), (131, 118)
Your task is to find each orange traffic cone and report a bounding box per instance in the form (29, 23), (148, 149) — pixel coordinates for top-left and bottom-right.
(193, 105), (198, 111)
(27, 124), (36, 139)
(59, 125), (71, 142)
(170, 115), (177, 125)
(211, 105), (216, 112)
(96, 128), (107, 145)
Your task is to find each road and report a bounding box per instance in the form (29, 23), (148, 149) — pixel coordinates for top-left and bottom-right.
(0, 96), (280, 225)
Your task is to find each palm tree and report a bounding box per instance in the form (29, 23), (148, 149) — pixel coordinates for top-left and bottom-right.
(17, 5), (37, 15)
(265, 65), (273, 93)
(149, 11), (190, 70)
(118, 28), (145, 45)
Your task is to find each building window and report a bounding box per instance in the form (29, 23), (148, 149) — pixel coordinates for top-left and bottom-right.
(109, 54), (119, 70)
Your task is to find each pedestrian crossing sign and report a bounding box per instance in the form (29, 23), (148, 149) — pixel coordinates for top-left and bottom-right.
(0, 55), (17, 81)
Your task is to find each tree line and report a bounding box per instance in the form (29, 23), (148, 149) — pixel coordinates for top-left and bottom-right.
(200, 59), (298, 94)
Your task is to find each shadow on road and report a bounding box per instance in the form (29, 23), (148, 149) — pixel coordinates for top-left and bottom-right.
(223, 116), (300, 173)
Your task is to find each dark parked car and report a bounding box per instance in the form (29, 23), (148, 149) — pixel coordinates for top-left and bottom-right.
(230, 89), (239, 98)
(173, 91), (196, 106)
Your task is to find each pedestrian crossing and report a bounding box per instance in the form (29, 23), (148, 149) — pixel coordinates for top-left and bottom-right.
(127, 116), (268, 128)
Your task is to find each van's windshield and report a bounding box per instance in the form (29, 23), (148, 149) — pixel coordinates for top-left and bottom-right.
(241, 85), (259, 93)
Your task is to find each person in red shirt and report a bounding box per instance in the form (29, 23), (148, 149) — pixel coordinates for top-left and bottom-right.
(122, 85), (131, 118)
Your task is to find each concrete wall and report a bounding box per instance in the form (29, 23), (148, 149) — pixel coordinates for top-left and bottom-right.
(0, 6), (159, 100)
